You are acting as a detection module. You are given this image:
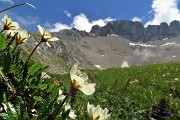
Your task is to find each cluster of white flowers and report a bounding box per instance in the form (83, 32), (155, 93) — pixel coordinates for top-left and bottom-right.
(2, 15), (30, 44)
(56, 64), (111, 120)
(1, 14), (59, 47)
(1, 14), (110, 120)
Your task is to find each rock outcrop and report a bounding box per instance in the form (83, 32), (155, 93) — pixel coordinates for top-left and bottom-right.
(90, 20), (180, 41)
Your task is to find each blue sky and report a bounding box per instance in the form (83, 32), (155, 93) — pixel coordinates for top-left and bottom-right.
(1, 0), (180, 32)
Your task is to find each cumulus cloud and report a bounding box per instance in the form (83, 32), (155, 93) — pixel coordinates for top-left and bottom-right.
(64, 10), (72, 18)
(72, 13), (114, 32)
(48, 23), (71, 32)
(0, 0), (13, 4)
(48, 13), (114, 32)
(145, 0), (180, 26)
(131, 17), (142, 22)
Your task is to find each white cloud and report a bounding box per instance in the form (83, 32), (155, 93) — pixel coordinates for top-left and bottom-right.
(48, 23), (71, 32)
(0, 0), (13, 4)
(72, 13), (114, 32)
(64, 10), (72, 18)
(145, 0), (180, 26)
(48, 13), (114, 32)
(131, 17), (142, 22)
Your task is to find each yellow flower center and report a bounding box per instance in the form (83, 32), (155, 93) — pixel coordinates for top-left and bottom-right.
(54, 80), (60, 86)
(71, 80), (80, 90)
(16, 36), (26, 44)
(41, 31), (51, 42)
(91, 116), (100, 120)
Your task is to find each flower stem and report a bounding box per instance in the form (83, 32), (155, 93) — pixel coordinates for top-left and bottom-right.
(50, 89), (76, 120)
(12, 43), (19, 52)
(0, 29), (4, 33)
(27, 40), (42, 61)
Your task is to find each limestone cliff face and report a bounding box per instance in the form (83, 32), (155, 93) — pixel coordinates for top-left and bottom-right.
(90, 20), (180, 41)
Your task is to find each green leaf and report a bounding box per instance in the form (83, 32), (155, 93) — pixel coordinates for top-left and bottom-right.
(0, 113), (9, 119)
(33, 96), (43, 102)
(0, 33), (7, 51)
(38, 84), (47, 90)
(28, 63), (41, 76)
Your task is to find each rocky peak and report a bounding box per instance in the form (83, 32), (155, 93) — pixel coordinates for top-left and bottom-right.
(90, 20), (180, 41)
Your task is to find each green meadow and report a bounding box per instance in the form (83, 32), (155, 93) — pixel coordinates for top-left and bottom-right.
(59, 63), (180, 119)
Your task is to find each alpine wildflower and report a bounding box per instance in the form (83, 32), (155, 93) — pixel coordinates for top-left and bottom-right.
(37, 25), (59, 47)
(87, 102), (110, 120)
(1, 14), (20, 31)
(70, 63), (95, 95)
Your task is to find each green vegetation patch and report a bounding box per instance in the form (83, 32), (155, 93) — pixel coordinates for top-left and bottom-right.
(59, 63), (180, 119)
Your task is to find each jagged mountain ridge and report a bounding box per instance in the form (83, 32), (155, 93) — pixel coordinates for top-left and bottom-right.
(19, 20), (180, 73)
(90, 20), (180, 41)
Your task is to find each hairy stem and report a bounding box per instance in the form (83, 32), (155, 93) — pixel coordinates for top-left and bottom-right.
(50, 89), (76, 120)
(12, 43), (19, 52)
(27, 40), (42, 61)
(0, 29), (4, 33)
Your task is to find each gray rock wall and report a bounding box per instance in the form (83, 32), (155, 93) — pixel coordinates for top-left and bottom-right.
(90, 20), (180, 41)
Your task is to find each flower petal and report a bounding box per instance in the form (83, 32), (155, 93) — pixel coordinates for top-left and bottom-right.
(70, 63), (78, 79)
(69, 109), (77, 119)
(79, 73), (88, 82)
(87, 102), (95, 117)
(37, 25), (44, 35)
(72, 75), (84, 86)
(46, 42), (51, 47)
(11, 22), (20, 29)
(80, 83), (96, 95)
(49, 37), (59, 41)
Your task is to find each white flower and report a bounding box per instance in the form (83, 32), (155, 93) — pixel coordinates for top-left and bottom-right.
(15, 29), (30, 44)
(70, 63), (95, 95)
(100, 108), (111, 120)
(30, 109), (38, 117)
(41, 72), (51, 79)
(2, 102), (17, 114)
(129, 79), (138, 84)
(68, 109), (77, 119)
(57, 89), (77, 119)
(64, 103), (77, 119)
(5, 30), (15, 38)
(87, 102), (110, 120)
(65, 103), (71, 111)
(5, 29), (30, 44)
(8, 103), (16, 114)
(37, 25), (59, 47)
(58, 89), (66, 101)
(2, 14), (20, 30)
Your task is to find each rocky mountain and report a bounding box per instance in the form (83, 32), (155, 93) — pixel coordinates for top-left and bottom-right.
(18, 20), (180, 73)
(21, 29), (94, 74)
(90, 20), (180, 41)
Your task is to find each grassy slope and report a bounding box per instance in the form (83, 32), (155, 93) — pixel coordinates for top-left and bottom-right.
(58, 62), (180, 119)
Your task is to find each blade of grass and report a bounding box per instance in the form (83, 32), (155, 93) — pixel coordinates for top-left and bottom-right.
(0, 2), (36, 13)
